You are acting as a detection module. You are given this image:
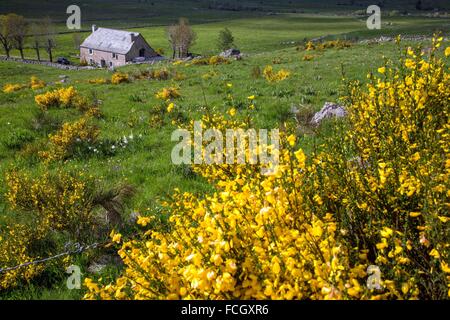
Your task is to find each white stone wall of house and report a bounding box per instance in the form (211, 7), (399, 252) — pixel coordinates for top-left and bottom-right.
(80, 47), (126, 67)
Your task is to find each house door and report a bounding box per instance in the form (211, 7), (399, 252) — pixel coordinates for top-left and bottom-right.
(139, 48), (145, 57)
(100, 59), (106, 67)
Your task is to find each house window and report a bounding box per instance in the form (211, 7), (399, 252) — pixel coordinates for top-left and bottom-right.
(89, 49), (93, 55)
(109, 61), (113, 67)
(112, 53), (117, 59)
(89, 58), (93, 65)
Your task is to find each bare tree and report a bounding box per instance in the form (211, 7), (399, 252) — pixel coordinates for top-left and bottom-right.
(0, 14), (14, 58)
(9, 14), (28, 59)
(41, 17), (56, 62)
(167, 18), (196, 59)
(30, 22), (43, 61)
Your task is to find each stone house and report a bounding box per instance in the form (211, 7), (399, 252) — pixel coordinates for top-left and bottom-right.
(80, 25), (159, 67)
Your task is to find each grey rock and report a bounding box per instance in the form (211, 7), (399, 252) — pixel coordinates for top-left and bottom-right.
(87, 262), (107, 274)
(310, 102), (347, 125)
(87, 254), (123, 274)
(219, 48), (241, 58)
(128, 211), (140, 224)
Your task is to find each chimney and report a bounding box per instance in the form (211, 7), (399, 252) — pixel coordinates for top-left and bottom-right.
(92, 25), (97, 33)
(130, 33), (137, 42)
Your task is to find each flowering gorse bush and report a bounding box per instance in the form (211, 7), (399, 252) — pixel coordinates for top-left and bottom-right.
(191, 55), (229, 66)
(111, 72), (129, 85)
(5, 169), (97, 235)
(263, 65), (291, 83)
(303, 39), (352, 51)
(84, 38), (449, 300)
(3, 76), (46, 93)
(2, 83), (26, 93)
(34, 87), (87, 111)
(0, 223), (44, 289)
(30, 76), (46, 90)
(38, 116), (99, 162)
(155, 87), (181, 101)
(1, 168), (99, 290)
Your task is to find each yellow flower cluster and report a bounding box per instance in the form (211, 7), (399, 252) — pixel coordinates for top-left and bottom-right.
(0, 223), (44, 290)
(5, 169), (95, 234)
(262, 65), (291, 83)
(191, 55), (229, 66)
(38, 116), (99, 162)
(155, 87), (181, 100)
(30, 76), (46, 90)
(34, 86), (86, 111)
(3, 83), (26, 93)
(88, 78), (108, 84)
(304, 40), (352, 51)
(3, 76), (46, 93)
(111, 72), (129, 84)
(2, 168), (98, 289)
(85, 145), (367, 300)
(84, 38), (449, 300)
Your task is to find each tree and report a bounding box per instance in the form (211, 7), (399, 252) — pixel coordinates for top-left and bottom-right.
(41, 17), (56, 62)
(9, 14), (28, 59)
(0, 14), (14, 58)
(72, 32), (82, 50)
(217, 27), (234, 51)
(167, 18), (196, 59)
(416, 0), (422, 10)
(30, 22), (43, 61)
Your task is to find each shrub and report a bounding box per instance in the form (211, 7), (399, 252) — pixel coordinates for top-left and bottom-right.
(262, 65), (291, 82)
(3, 83), (26, 93)
(34, 87), (87, 111)
(111, 72), (129, 85)
(2, 128), (35, 150)
(5, 168), (98, 236)
(251, 66), (261, 79)
(84, 38), (450, 300)
(80, 58), (88, 66)
(304, 39), (352, 52)
(30, 76), (46, 90)
(38, 116), (100, 162)
(155, 87), (181, 100)
(149, 68), (170, 80)
(191, 56), (229, 66)
(0, 223), (45, 290)
(217, 27), (235, 51)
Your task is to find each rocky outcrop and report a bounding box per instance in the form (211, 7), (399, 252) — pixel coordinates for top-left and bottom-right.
(310, 102), (347, 125)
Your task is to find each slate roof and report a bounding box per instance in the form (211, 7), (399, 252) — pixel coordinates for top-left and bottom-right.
(80, 27), (140, 54)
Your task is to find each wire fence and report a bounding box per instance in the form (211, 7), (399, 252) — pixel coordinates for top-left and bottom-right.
(0, 241), (109, 274)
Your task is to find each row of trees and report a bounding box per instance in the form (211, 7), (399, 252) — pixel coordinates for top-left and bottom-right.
(167, 18), (235, 58)
(1, 15), (236, 62)
(0, 13), (56, 61)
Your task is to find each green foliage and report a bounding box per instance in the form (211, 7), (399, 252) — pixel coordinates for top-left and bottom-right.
(217, 27), (235, 51)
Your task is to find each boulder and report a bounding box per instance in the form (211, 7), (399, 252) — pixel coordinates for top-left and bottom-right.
(219, 48), (241, 58)
(310, 102), (347, 125)
(87, 254), (123, 274)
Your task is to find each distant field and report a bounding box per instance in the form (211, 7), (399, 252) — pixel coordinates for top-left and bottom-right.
(1, 13), (449, 63)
